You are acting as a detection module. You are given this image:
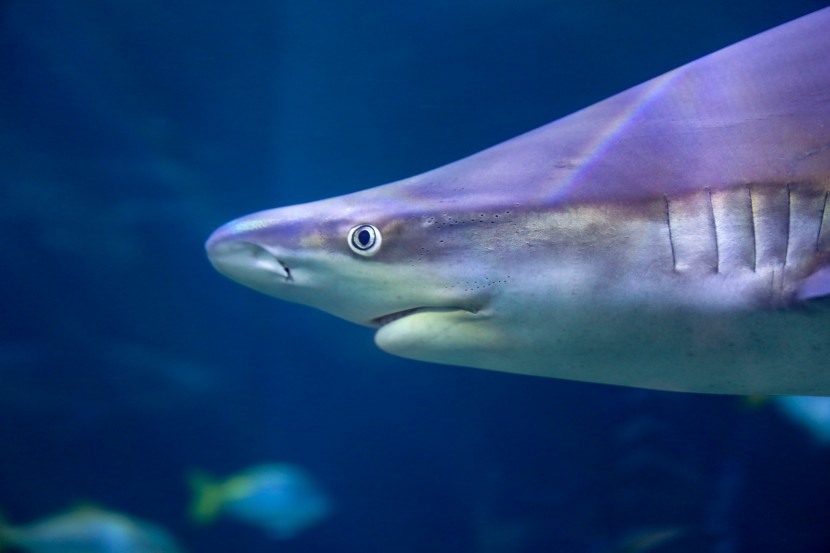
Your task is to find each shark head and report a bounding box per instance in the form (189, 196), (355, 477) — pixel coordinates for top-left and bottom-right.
(206, 180), (524, 368)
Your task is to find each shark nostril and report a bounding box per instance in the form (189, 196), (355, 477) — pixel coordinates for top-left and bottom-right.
(278, 260), (293, 282)
(249, 245), (292, 281)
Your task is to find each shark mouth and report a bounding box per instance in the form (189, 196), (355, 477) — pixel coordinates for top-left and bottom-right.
(371, 307), (426, 327)
(370, 306), (476, 328)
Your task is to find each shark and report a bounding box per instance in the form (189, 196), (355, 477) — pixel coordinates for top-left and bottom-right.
(206, 8), (830, 395)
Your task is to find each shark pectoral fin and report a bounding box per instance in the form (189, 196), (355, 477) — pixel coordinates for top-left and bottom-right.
(796, 266), (830, 301)
(374, 308), (507, 367)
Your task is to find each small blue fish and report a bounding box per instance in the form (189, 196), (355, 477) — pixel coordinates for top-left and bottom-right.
(774, 396), (830, 443)
(0, 505), (184, 553)
(188, 463), (332, 539)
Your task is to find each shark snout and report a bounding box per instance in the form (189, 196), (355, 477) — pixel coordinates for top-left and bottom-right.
(206, 229), (292, 293)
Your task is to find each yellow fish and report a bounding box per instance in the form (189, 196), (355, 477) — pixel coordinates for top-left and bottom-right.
(188, 463), (332, 539)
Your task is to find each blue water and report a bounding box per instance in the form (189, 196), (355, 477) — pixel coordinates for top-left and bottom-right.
(2, 1), (829, 551)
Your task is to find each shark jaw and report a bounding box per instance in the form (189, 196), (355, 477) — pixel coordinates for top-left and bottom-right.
(205, 206), (490, 333)
(207, 237), (482, 335)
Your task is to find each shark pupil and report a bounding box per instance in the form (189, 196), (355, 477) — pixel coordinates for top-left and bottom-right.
(358, 229), (372, 247)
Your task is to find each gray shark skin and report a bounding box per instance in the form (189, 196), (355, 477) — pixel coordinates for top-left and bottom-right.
(207, 8), (830, 395)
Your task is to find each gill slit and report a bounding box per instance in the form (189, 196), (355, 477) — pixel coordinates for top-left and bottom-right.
(747, 185), (757, 272)
(706, 187), (719, 273)
(664, 194), (676, 272)
(783, 183), (792, 268)
(817, 191), (828, 252)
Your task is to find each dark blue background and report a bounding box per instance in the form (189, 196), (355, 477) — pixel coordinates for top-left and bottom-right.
(2, 1), (829, 552)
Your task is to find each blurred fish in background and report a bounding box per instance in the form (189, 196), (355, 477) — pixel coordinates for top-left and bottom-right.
(0, 505), (184, 553)
(611, 526), (686, 553)
(188, 463), (332, 539)
(773, 397), (830, 445)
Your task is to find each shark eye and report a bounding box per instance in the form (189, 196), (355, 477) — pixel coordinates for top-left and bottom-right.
(348, 224), (382, 256)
